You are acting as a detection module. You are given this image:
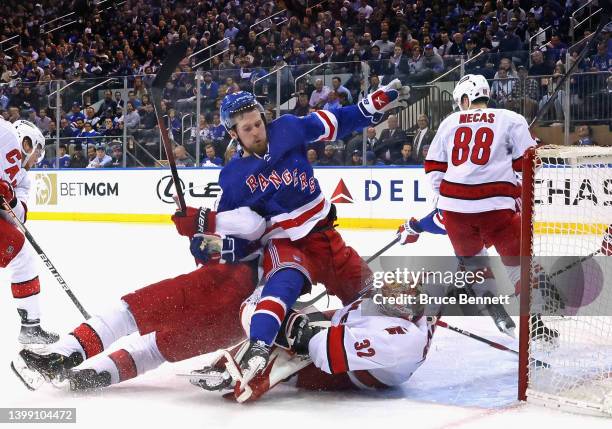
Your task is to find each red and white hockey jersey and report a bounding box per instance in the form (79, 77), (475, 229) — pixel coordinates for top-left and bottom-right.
(308, 299), (436, 389)
(0, 119), (29, 222)
(424, 108), (535, 213)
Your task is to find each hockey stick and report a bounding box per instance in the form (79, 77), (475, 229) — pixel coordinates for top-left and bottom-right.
(434, 319), (549, 368)
(149, 40), (190, 215)
(0, 198), (91, 319)
(294, 237), (400, 309)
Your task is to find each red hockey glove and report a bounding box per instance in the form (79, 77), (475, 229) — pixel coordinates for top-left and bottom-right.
(171, 207), (216, 237)
(0, 180), (17, 210)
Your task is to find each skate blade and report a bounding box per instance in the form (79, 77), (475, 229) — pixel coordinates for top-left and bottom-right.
(11, 354), (45, 391)
(20, 342), (53, 354)
(177, 370), (231, 391)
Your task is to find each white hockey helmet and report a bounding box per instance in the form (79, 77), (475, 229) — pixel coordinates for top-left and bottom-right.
(14, 120), (46, 165)
(452, 74), (490, 110)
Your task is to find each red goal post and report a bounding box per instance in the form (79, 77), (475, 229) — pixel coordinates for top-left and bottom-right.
(518, 144), (612, 417)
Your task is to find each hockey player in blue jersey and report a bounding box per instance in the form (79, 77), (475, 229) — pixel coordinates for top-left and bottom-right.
(199, 79), (410, 393)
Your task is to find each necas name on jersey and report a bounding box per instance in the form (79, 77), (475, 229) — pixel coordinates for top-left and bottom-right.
(246, 168), (316, 194)
(458, 112), (495, 124)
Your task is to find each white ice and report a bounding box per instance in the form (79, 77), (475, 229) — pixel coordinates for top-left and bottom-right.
(0, 222), (609, 428)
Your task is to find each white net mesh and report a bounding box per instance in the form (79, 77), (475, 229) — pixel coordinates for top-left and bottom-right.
(526, 145), (612, 417)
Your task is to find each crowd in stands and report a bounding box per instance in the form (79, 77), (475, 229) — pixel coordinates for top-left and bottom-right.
(0, 0), (609, 167)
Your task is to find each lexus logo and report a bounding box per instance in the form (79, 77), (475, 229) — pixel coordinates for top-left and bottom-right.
(156, 175), (222, 204)
(156, 175), (185, 204)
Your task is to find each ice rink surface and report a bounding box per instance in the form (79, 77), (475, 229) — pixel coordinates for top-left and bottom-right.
(0, 221), (609, 429)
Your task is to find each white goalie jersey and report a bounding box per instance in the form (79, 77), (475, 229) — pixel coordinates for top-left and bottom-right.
(308, 299), (436, 388)
(424, 108), (536, 213)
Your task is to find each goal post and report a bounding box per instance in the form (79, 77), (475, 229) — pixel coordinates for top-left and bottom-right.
(518, 144), (612, 417)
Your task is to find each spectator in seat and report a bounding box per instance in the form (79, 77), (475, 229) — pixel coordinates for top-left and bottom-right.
(448, 33), (467, 56)
(367, 73), (381, 94)
(365, 151), (384, 166)
(123, 102), (140, 130)
(331, 76), (353, 104)
(87, 144), (112, 168)
(495, 57), (518, 79)
(127, 91), (142, 109)
(529, 50), (553, 76)
(69, 143), (88, 168)
(388, 45), (410, 82)
(508, 65), (539, 121)
(292, 92), (311, 116)
(201, 144), (223, 167)
(394, 143), (418, 165)
(318, 144), (342, 166)
(491, 67), (515, 108)
(500, 18), (523, 54)
(367, 45), (385, 76)
(590, 42), (612, 72)
(201, 71), (220, 110)
(140, 103), (157, 130)
(543, 34), (567, 67)
(209, 112), (228, 148)
(97, 90), (118, 117)
(418, 44), (445, 74)
(309, 78), (331, 109)
(67, 102), (85, 123)
(100, 117), (120, 138)
(412, 114), (435, 163)
(53, 144), (71, 168)
(307, 149), (318, 166)
(35, 108), (51, 133)
(373, 31), (395, 56)
(347, 150), (363, 166)
(77, 122), (101, 146)
(525, 15), (546, 49)
(437, 31), (453, 58)
(174, 145), (195, 167)
(376, 114), (408, 163)
(323, 91), (341, 110)
(573, 125), (598, 146)
(108, 143), (129, 168)
(366, 126), (379, 151)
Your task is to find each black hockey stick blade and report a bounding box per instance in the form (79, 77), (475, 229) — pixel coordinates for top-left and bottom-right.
(149, 40), (189, 214)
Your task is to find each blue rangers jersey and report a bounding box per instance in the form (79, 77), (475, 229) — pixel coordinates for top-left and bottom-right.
(217, 106), (373, 241)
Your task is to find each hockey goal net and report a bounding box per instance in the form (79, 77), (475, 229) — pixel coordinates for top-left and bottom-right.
(519, 144), (612, 416)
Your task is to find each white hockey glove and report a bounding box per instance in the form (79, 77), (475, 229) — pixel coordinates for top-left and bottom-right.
(358, 78), (410, 123)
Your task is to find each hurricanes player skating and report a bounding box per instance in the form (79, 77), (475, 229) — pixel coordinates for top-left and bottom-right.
(213, 81), (410, 390)
(0, 119), (58, 347)
(421, 74), (547, 337)
(11, 206), (261, 390)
